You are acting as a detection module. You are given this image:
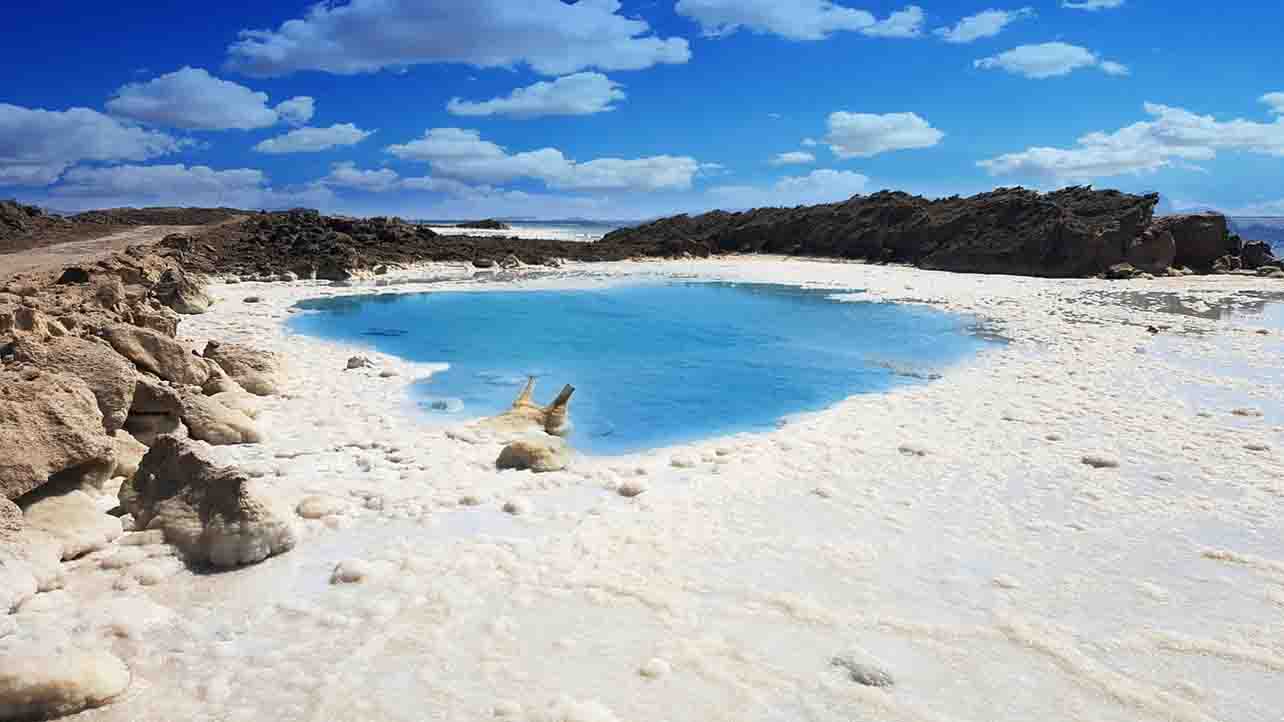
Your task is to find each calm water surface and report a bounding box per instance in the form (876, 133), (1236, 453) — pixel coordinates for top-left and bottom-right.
(291, 283), (995, 454)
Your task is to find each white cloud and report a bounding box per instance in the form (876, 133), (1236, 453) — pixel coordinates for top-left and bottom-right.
(253, 123), (374, 154)
(675, 0), (923, 41)
(226, 0), (690, 77)
(1262, 92), (1284, 115)
(770, 151), (816, 166)
(1062, 0), (1125, 10)
(43, 163), (333, 210)
(106, 67), (309, 131)
(385, 128), (701, 192)
(979, 98), (1284, 181)
(934, 8), (1034, 44)
(862, 5), (925, 38)
(274, 96), (315, 125)
(318, 162), (401, 192)
(0, 104), (182, 187)
(801, 137), (819, 147)
(710, 169), (871, 208)
(447, 73), (625, 118)
(974, 42), (1127, 79)
(824, 111), (944, 158)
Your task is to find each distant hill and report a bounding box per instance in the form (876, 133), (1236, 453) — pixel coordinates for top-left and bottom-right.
(1229, 217), (1284, 251)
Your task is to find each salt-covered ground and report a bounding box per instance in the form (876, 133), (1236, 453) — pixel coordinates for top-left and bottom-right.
(13, 257), (1284, 722)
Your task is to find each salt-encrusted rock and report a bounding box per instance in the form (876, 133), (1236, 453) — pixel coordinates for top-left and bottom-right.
(0, 370), (115, 501)
(102, 324), (215, 387)
(202, 341), (282, 396)
(0, 650), (131, 719)
(496, 438), (570, 473)
(20, 487), (123, 560)
(209, 389), (262, 419)
(13, 336), (137, 434)
(330, 559), (370, 584)
(1105, 263), (1141, 280)
(345, 355), (374, 370)
(296, 495), (347, 519)
(617, 479), (648, 498)
(831, 655), (895, 688)
(177, 389), (262, 446)
(1082, 454), (1120, 469)
(0, 499), (20, 542)
(124, 413), (187, 448)
(110, 430), (148, 480)
(121, 435), (295, 567)
(152, 267), (212, 315)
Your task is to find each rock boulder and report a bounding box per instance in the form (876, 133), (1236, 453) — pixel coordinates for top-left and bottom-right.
(0, 370), (115, 501)
(152, 267), (212, 315)
(13, 336), (137, 433)
(1154, 213), (1232, 270)
(121, 436), (295, 567)
(202, 341), (283, 396)
(102, 324), (215, 387)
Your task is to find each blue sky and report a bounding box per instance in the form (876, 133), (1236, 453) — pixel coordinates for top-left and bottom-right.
(2, 0), (1282, 219)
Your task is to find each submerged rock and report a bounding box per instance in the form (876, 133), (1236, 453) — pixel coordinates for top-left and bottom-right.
(0, 650), (131, 720)
(121, 435), (295, 567)
(477, 377), (575, 437)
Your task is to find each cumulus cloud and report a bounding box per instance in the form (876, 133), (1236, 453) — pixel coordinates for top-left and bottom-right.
(1062, 0), (1125, 10)
(0, 104), (182, 186)
(934, 8), (1034, 44)
(317, 161), (400, 192)
(709, 169), (871, 208)
(770, 151), (816, 166)
(824, 111), (944, 158)
(979, 98), (1284, 181)
(106, 67), (311, 131)
(44, 163), (333, 210)
(225, 0), (690, 77)
(274, 96), (315, 125)
(447, 73), (625, 118)
(1261, 92), (1284, 115)
(974, 42), (1127, 79)
(676, 0), (923, 41)
(385, 128), (701, 192)
(253, 123), (374, 154)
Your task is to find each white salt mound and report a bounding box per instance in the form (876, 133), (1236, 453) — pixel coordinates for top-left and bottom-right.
(0, 650), (130, 720)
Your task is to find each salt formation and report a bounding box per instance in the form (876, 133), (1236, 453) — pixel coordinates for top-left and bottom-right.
(0, 651), (130, 720)
(480, 377), (575, 437)
(120, 436), (295, 567)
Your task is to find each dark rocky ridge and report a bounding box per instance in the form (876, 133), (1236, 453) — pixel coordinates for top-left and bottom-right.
(601, 186), (1274, 277)
(1, 199), (243, 254)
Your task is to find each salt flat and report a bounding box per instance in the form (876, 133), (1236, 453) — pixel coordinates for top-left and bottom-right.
(17, 257), (1284, 722)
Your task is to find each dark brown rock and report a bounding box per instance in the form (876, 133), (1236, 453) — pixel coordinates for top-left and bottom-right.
(1153, 213), (1232, 270)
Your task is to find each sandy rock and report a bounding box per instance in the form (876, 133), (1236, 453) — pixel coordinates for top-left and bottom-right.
(202, 341), (282, 396)
(102, 324), (215, 387)
(109, 431), (148, 480)
(177, 389), (262, 446)
(0, 370), (115, 501)
(13, 336), (138, 433)
(131, 303), (180, 338)
(1081, 454), (1120, 469)
(209, 389), (262, 419)
(123, 413), (187, 448)
(496, 438), (570, 473)
(121, 435), (295, 567)
(476, 377), (575, 438)
(0, 305), (67, 343)
(617, 479), (648, 498)
(152, 267), (212, 315)
(21, 488), (123, 560)
(0, 650), (130, 720)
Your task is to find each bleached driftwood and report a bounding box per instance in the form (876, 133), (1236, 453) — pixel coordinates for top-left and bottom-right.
(477, 377), (574, 437)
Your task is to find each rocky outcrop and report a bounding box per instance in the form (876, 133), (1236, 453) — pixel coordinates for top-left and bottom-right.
(0, 370), (115, 501)
(454, 219), (511, 230)
(102, 324), (215, 387)
(602, 187), (1162, 278)
(1241, 240), (1279, 270)
(121, 436), (294, 567)
(152, 266), (212, 315)
(202, 341), (282, 396)
(1153, 213), (1233, 270)
(1125, 226), (1177, 275)
(110, 430), (148, 480)
(13, 336), (137, 434)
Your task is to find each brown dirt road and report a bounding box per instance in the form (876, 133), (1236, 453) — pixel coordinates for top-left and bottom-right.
(0, 219), (243, 284)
